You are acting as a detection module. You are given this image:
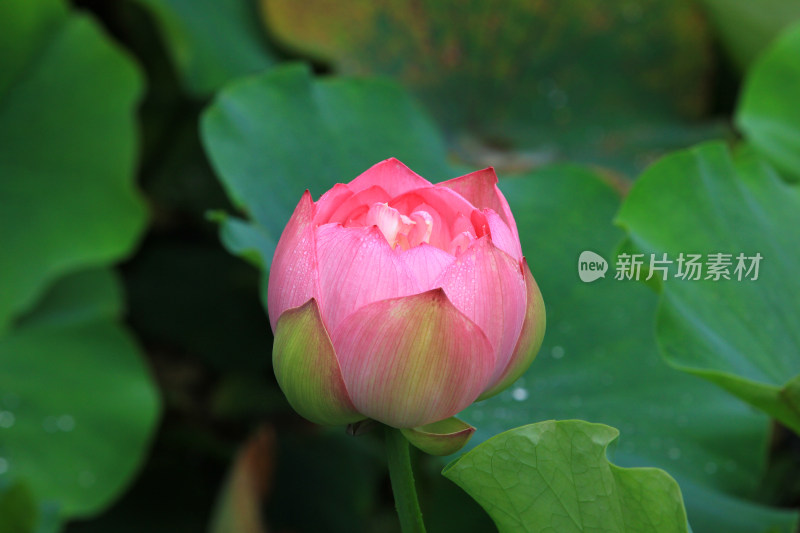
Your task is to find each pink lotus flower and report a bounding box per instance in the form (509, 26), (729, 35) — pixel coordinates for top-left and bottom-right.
(268, 159), (545, 432)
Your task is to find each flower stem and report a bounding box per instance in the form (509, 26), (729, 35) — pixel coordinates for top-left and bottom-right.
(385, 426), (427, 533)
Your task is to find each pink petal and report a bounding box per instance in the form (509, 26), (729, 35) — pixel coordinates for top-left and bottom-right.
(326, 185), (391, 226)
(449, 231), (475, 256)
(396, 201), (450, 250)
(480, 259), (546, 399)
(452, 212), (474, 236)
(267, 191), (319, 331)
(400, 243), (455, 290)
(313, 183), (353, 225)
(347, 158), (434, 197)
(315, 223), (420, 332)
(483, 209), (523, 261)
(406, 211), (433, 247)
(439, 167), (519, 242)
(389, 187), (476, 250)
(434, 237), (527, 384)
(332, 289), (495, 428)
(365, 203), (414, 248)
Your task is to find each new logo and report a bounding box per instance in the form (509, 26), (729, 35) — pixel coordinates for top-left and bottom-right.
(578, 251), (608, 282)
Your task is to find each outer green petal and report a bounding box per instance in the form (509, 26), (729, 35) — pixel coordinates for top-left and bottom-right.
(273, 298), (364, 425)
(401, 417), (475, 456)
(479, 259), (546, 400)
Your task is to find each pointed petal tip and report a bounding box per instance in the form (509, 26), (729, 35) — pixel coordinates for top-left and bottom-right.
(477, 166), (499, 184)
(299, 188), (315, 207)
(267, 192), (319, 331)
(348, 158), (433, 198)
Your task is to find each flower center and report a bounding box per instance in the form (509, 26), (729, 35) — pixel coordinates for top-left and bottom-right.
(366, 203), (433, 251)
(365, 202), (485, 255)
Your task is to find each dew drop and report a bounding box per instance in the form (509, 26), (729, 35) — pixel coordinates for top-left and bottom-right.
(551, 346), (565, 359)
(511, 387), (529, 402)
(57, 415), (75, 432)
(0, 411), (15, 429)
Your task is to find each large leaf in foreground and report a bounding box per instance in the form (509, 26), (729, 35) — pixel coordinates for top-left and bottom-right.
(444, 421), (687, 533)
(0, 0), (147, 333)
(0, 269), (160, 518)
(616, 142), (800, 433)
(737, 22), (800, 182)
(461, 164), (798, 532)
(201, 63), (451, 272)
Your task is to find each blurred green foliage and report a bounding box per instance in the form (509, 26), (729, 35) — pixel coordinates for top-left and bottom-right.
(263, 0), (718, 175)
(0, 0), (147, 332)
(0, 0), (158, 528)
(618, 142), (800, 434)
(1, 0), (799, 531)
(737, 23), (800, 182)
(134, 0), (279, 96)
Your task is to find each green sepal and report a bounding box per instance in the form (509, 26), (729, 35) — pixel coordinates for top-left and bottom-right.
(400, 417), (475, 456)
(273, 298), (365, 426)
